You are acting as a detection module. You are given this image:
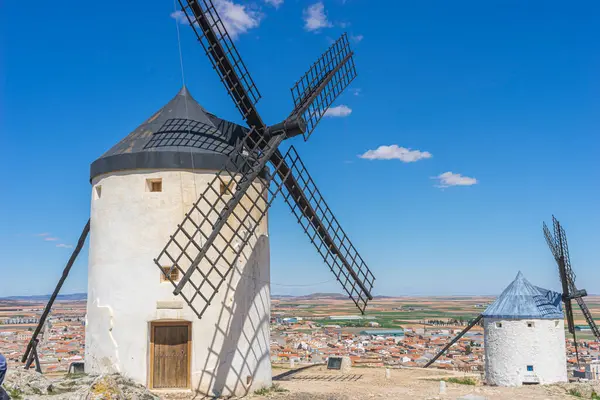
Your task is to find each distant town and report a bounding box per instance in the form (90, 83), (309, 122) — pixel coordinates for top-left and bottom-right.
(1, 293), (599, 377)
(0, 296), (85, 375)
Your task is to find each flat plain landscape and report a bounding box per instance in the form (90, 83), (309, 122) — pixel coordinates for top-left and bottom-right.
(272, 293), (600, 337)
(1, 293), (599, 375)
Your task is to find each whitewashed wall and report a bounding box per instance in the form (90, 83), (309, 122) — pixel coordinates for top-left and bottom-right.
(85, 169), (271, 397)
(484, 318), (567, 386)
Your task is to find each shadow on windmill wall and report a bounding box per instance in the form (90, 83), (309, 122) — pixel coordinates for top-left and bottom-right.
(193, 234), (271, 398)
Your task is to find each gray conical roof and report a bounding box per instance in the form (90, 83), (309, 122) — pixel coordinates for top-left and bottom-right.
(90, 86), (248, 181)
(482, 271), (563, 319)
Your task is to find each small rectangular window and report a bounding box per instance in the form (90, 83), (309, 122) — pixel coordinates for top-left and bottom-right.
(495, 322), (502, 328)
(147, 178), (162, 192)
(527, 365), (534, 372)
(527, 322), (534, 328)
(160, 267), (179, 282)
(94, 185), (102, 199)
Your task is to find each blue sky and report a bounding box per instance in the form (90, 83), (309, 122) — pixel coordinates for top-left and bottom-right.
(1, 1), (599, 298)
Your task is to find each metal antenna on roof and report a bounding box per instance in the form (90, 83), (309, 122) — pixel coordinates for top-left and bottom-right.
(173, 0), (201, 230)
(174, 0), (187, 91)
(543, 216), (600, 367)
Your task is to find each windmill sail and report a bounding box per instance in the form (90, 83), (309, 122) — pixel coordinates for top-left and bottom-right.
(424, 315), (483, 368)
(274, 147), (374, 311)
(154, 130), (286, 318)
(575, 297), (600, 339)
(543, 216), (600, 343)
(162, 0), (375, 318)
(177, 0), (264, 128)
(290, 34), (357, 139)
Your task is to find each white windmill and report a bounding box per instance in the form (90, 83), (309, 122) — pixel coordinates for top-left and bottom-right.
(22, 0), (375, 397)
(482, 271), (567, 386)
(425, 271), (567, 387)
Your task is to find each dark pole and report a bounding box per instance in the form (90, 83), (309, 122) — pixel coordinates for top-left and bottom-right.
(24, 340), (36, 369)
(573, 330), (580, 369)
(424, 314), (483, 368)
(24, 339), (42, 373)
(21, 219), (90, 363)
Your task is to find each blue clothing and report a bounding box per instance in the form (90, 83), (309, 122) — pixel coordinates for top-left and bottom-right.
(0, 353), (6, 386)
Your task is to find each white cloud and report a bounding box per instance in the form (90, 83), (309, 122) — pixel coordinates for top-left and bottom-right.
(350, 88), (361, 96)
(303, 2), (332, 31)
(433, 171), (478, 188)
(171, 0), (261, 40)
(324, 105), (352, 117)
(170, 10), (188, 25)
(351, 34), (363, 43)
(359, 145), (432, 162)
(265, 0), (283, 8)
(216, 0), (262, 38)
(33, 231), (74, 246)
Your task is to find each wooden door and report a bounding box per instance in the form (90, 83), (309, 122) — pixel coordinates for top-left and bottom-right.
(151, 323), (190, 389)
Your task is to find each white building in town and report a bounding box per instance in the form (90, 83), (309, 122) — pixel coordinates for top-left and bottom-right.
(328, 315), (363, 321)
(585, 361), (600, 380)
(84, 87), (271, 397)
(483, 271), (567, 386)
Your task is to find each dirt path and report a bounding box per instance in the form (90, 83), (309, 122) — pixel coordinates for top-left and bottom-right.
(243, 365), (599, 400)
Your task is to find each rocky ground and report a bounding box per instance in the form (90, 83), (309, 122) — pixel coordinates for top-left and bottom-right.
(2, 366), (600, 400)
(0, 369), (158, 400)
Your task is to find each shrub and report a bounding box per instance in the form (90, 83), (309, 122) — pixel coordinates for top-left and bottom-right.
(253, 387), (270, 395)
(443, 377), (477, 386)
(7, 388), (24, 400)
(253, 383), (288, 396)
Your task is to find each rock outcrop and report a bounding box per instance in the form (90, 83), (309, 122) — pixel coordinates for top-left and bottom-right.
(2, 368), (159, 400)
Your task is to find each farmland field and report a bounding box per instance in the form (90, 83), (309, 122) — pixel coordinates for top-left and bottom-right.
(272, 294), (600, 333)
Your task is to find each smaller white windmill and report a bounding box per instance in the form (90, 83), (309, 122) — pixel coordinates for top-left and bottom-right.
(425, 271), (567, 387)
(482, 271), (566, 386)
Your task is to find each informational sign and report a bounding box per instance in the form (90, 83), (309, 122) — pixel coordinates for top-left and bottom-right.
(327, 356), (343, 370)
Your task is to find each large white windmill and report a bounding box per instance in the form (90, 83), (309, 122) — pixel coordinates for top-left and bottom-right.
(22, 0), (375, 397)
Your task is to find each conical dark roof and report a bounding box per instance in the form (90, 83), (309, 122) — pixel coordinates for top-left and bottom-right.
(90, 86), (247, 181)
